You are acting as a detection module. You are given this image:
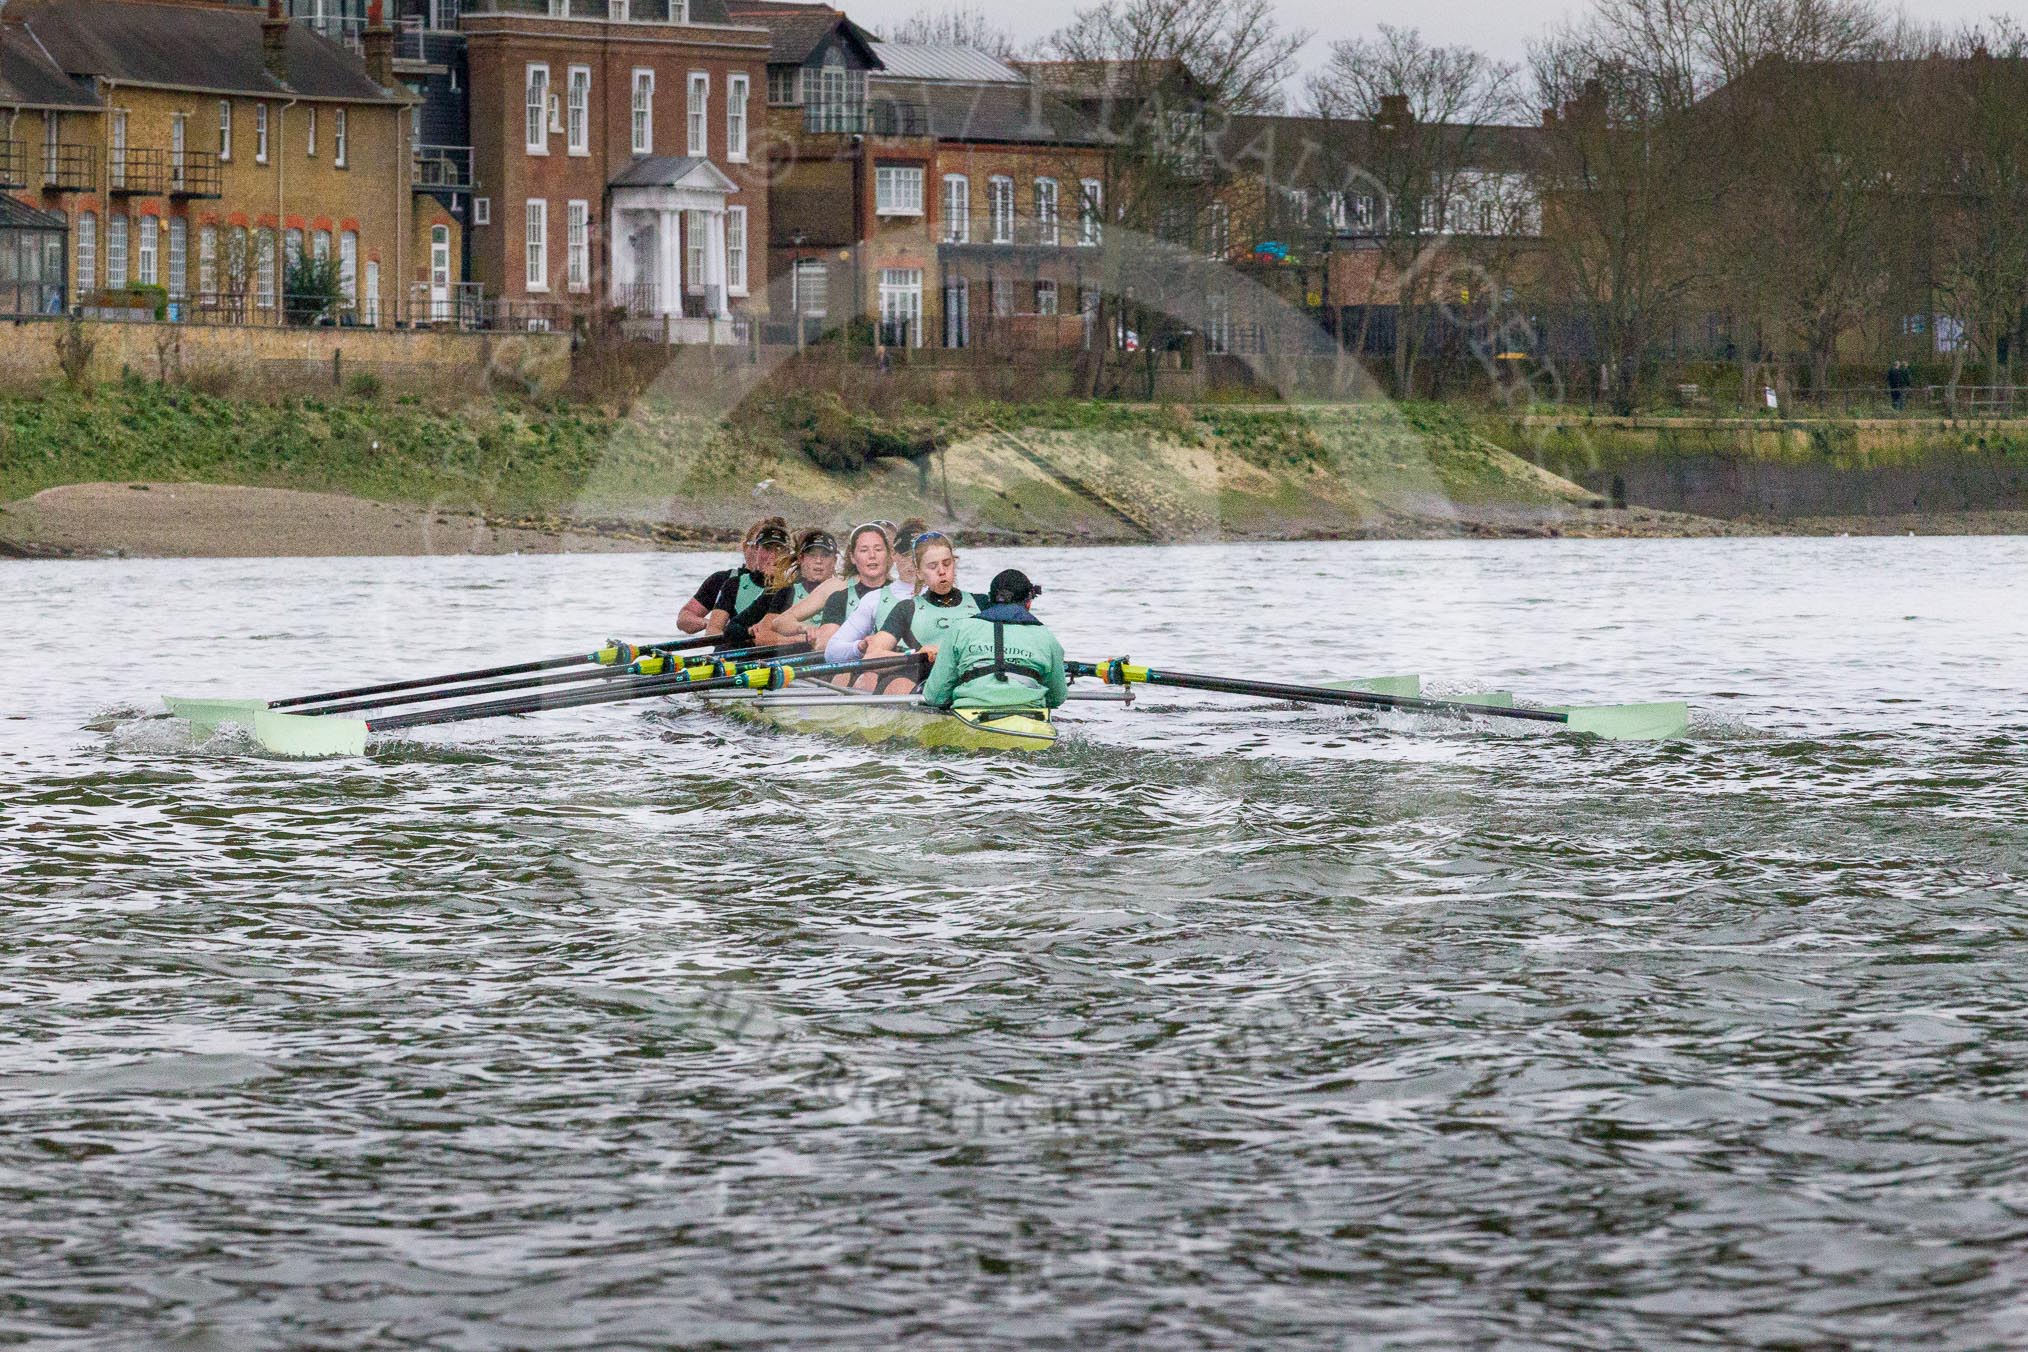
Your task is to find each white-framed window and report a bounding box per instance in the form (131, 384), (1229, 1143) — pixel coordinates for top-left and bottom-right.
(726, 204), (747, 294)
(106, 213), (128, 289)
(135, 214), (157, 286)
(43, 113), (57, 178)
(631, 69), (654, 154)
(990, 276), (1013, 317)
(474, 197), (492, 226)
(255, 228), (276, 311)
(1206, 200), (1230, 258)
(306, 105), (317, 157)
(1034, 178), (1058, 245)
(767, 66), (799, 105)
(942, 174), (968, 243)
(728, 74), (749, 160)
(1079, 178), (1102, 245)
(793, 257), (827, 316)
(339, 230), (357, 306)
(687, 72), (708, 156)
(76, 211), (96, 292)
(335, 108), (347, 167)
(566, 199), (589, 292)
(875, 164), (923, 216)
(686, 209), (706, 292)
(364, 258), (380, 326)
(431, 0), (457, 27)
(229, 225), (248, 301)
(110, 109), (128, 190)
(1035, 278), (1057, 315)
(566, 66), (590, 156)
(942, 276), (969, 348)
(170, 114), (187, 189)
(1206, 291), (1230, 354)
(525, 64), (550, 154)
(255, 104), (268, 163)
(167, 216), (187, 298)
(218, 100), (232, 161)
(987, 175), (1013, 242)
(284, 227), (304, 272)
(313, 228), (331, 265)
(525, 198), (548, 290)
(878, 267), (923, 346)
(198, 224), (218, 297)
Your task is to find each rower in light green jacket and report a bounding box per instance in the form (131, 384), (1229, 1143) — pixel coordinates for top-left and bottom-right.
(920, 569), (1068, 712)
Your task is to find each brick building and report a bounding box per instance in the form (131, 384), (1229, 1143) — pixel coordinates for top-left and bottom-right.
(0, 0), (430, 325)
(461, 0), (771, 337)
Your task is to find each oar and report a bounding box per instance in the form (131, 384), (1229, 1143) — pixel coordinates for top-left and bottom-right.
(292, 641), (813, 717)
(251, 653), (930, 757)
(1071, 660), (1688, 741)
(166, 634), (723, 728)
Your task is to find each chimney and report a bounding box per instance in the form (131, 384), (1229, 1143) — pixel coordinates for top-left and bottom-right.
(362, 0), (395, 89)
(263, 0), (290, 83)
(1376, 92), (1412, 133)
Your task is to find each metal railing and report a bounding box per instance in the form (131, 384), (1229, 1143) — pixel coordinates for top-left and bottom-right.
(395, 14), (427, 59)
(110, 145), (169, 195)
(412, 145), (475, 191)
(613, 281), (660, 316)
(803, 102), (871, 135)
(0, 140), (24, 190)
(948, 213), (1088, 248)
(44, 144), (99, 191)
(169, 148), (223, 198)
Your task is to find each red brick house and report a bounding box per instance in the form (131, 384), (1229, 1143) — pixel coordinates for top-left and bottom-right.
(462, 0), (770, 335)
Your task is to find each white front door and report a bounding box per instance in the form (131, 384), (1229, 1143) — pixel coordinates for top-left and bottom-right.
(429, 225), (450, 319)
(878, 268), (923, 347)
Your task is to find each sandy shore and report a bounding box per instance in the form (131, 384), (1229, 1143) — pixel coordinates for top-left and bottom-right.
(2, 480), (2015, 560)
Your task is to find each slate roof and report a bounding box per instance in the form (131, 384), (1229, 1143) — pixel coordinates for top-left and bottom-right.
(873, 80), (1099, 146)
(1015, 58), (1192, 100)
(722, 1), (878, 67)
(1222, 113), (1548, 185)
(867, 42), (1022, 85)
(0, 192), (69, 230)
(0, 20), (99, 109)
(10, 0), (408, 103)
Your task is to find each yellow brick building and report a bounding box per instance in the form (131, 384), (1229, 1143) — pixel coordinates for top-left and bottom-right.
(0, 0), (434, 326)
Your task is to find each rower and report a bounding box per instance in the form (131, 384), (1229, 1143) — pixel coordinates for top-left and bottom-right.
(688, 517), (787, 635)
(921, 569), (1067, 713)
(780, 522), (893, 655)
(743, 529), (841, 646)
(704, 520), (792, 638)
(823, 517), (927, 666)
(860, 531), (984, 694)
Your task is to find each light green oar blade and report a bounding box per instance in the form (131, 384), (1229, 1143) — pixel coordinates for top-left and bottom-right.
(1316, 675), (1422, 698)
(1554, 702), (1691, 742)
(253, 710), (368, 758)
(164, 696), (269, 733)
(1446, 691), (1515, 709)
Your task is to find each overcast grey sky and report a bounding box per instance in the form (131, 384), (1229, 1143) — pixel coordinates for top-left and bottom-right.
(848, 0), (2003, 98)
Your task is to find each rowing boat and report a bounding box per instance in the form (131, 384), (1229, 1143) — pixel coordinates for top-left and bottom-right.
(698, 687), (1069, 752)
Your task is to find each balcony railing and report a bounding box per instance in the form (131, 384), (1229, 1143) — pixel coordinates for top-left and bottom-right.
(169, 148), (223, 198)
(412, 144), (475, 191)
(946, 213), (1091, 249)
(0, 141), (24, 190)
(395, 14), (427, 59)
(802, 102), (870, 135)
(44, 144), (100, 192)
(110, 145), (168, 195)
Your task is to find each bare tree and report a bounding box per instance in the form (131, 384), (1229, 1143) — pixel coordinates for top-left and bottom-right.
(1303, 27), (1521, 393)
(886, 5), (1024, 61)
(1044, 0), (1310, 394)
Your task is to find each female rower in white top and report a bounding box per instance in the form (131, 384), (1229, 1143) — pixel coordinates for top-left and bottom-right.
(823, 519), (926, 666)
(774, 522), (893, 653)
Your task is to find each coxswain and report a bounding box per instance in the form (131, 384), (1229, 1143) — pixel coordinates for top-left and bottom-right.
(920, 569), (1067, 713)
(685, 517), (787, 634)
(860, 531), (985, 694)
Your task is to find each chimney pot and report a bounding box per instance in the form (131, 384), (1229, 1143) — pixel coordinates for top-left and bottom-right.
(262, 0), (290, 81)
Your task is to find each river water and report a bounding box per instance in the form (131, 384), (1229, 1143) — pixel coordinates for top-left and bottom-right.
(2, 537), (2026, 1349)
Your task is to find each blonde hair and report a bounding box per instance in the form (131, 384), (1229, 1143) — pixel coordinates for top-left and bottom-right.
(910, 534), (955, 598)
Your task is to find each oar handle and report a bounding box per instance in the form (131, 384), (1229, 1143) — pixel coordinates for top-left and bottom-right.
(367, 652), (926, 732)
(266, 634), (718, 709)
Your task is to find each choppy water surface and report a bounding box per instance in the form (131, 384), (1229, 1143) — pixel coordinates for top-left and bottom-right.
(3, 537), (2027, 1349)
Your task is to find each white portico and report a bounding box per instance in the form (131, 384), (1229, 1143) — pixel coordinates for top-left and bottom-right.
(607, 156), (740, 338)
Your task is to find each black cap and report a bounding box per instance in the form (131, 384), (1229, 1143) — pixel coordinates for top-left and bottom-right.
(753, 524), (792, 551)
(988, 569), (1037, 606)
(798, 530), (839, 556)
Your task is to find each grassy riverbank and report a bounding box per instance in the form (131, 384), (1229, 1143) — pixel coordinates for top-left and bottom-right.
(4, 382), (1700, 557)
